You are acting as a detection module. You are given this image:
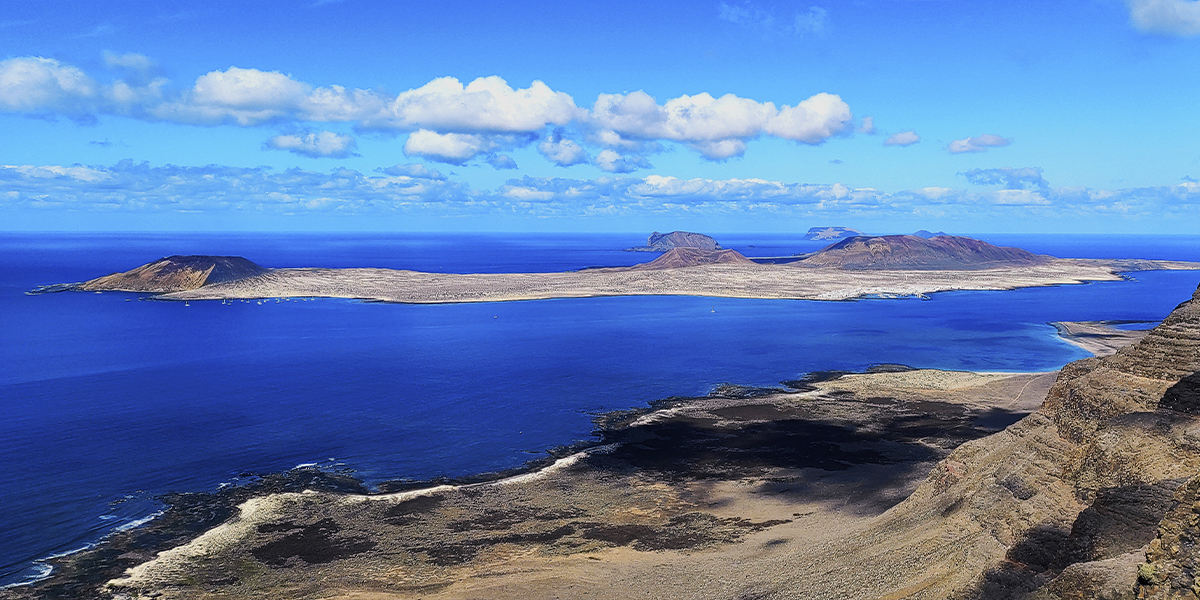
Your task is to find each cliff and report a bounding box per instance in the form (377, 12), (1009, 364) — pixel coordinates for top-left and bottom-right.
(797, 234), (1051, 270)
(625, 231), (721, 252)
(78, 256), (269, 293)
(849, 282), (1200, 599)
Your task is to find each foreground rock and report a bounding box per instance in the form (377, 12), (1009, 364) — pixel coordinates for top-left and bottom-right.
(798, 235), (1050, 270)
(9, 368), (1051, 600)
(625, 231), (722, 252)
(78, 256), (268, 293)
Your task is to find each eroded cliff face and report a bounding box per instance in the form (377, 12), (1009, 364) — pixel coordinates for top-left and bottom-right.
(865, 284), (1200, 600)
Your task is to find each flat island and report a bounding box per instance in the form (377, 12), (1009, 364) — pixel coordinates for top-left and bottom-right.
(41, 235), (1200, 303)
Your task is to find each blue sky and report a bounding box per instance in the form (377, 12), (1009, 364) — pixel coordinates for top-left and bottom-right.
(2, 0), (1199, 233)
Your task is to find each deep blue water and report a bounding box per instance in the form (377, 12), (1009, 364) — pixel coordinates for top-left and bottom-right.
(1, 233), (1198, 587)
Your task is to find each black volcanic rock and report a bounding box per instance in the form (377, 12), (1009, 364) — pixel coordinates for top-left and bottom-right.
(78, 255), (269, 293)
(796, 235), (1050, 270)
(626, 231), (721, 252)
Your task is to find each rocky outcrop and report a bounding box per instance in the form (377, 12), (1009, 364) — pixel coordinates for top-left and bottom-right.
(797, 235), (1051, 270)
(861, 283), (1200, 599)
(623, 247), (756, 270)
(78, 256), (269, 293)
(625, 231), (721, 252)
(803, 226), (863, 241)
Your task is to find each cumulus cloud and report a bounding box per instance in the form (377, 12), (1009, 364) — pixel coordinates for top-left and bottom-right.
(403, 130), (495, 165)
(265, 130), (358, 158)
(948, 134), (1012, 153)
(538, 129), (590, 166)
(594, 150), (653, 173)
(0, 55), (856, 167)
(0, 57), (97, 116)
(962, 167), (1050, 194)
(884, 130), (920, 146)
(591, 90), (851, 160)
(370, 76), (580, 133)
(1127, 0), (1200, 36)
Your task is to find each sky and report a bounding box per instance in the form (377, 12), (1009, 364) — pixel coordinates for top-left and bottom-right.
(1, 0), (1199, 233)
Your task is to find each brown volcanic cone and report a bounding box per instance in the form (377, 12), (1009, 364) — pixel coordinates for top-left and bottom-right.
(797, 234), (1051, 270)
(625, 247), (757, 270)
(78, 255), (269, 293)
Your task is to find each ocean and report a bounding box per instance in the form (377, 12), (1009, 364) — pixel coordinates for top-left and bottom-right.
(1, 232), (1198, 587)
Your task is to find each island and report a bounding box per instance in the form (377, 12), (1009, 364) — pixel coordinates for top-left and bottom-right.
(802, 226), (863, 241)
(624, 230), (722, 252)
(38, 235), (1200, 304)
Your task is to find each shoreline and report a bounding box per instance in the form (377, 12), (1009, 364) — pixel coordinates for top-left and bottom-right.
(0, 322), (1143, 598)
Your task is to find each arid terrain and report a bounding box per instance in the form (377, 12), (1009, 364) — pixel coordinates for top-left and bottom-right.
(151, 259), (1196, 303)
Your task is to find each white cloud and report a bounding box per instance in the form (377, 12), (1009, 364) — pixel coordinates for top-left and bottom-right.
(371, 76), (580, 133)
(1128, 0), (1200, 36)
(102, 51), (155, 71)
(538, 130), (590, 166)
(0, 57), (97, 114)
(403, 130), (498, 165)
(0, 56), (856, 167)
(763, 92), (852, 143)
(591, 90), (850, 160)
(884, 130), (920, 146)
(265, 131), (358, 158)
(594, 149), (653, 173)
(859, 116), (876, 135)
(948, 134), (1012, 153)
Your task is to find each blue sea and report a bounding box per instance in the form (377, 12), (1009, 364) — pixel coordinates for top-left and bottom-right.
(1, 232), (1199, 587)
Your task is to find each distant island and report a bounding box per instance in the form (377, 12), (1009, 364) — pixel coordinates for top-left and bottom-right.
(624, 231), (722, 252)
(33, 235), (1200, 303)
(912, 229), (949, 238)
(797, 234), (1048, 270)
(803, 226), (863, 241)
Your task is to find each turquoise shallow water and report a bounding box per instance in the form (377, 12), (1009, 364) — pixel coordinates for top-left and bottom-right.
(1, 232), (1198, 586)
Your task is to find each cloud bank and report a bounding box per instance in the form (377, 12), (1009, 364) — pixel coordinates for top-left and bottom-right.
(0, 56), (853, 168)
(3, 161), (1196, 223)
